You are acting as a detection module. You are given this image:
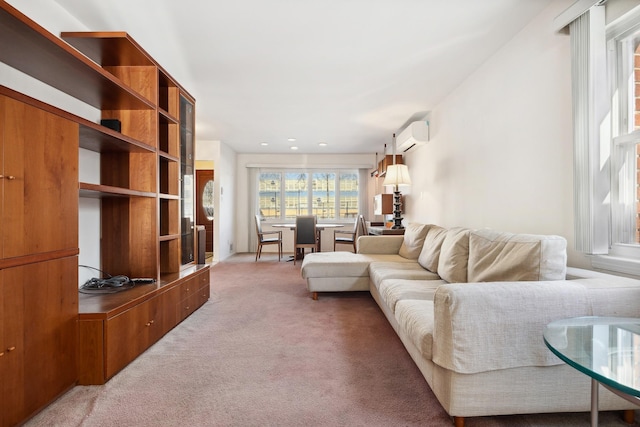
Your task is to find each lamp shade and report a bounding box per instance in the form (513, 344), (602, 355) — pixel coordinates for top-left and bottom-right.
(383, 164), (411, 187)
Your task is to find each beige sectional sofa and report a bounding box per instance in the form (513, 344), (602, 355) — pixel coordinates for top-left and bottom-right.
(300, 224), (640, 426)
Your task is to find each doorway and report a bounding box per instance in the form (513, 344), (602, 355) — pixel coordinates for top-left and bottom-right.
(196, 169), (214, 257)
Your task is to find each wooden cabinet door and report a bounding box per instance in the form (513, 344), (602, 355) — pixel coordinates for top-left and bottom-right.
(0, 267), (25, 427)
(105, 302), (150, 380)
(105, 296), (162, 380)
(22, 257), (78, 419)
(0, 96), (78, 259)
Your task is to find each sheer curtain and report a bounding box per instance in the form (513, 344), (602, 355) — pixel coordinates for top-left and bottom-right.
(563, 4), (609, 254)
(247, 167), (259, 253)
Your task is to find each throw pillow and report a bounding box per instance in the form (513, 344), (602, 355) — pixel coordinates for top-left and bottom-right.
(417, 225), (448, 273)
(437, 227), (471, 283)
(467, 229), (567, 282)
(398, 223), (430, 260)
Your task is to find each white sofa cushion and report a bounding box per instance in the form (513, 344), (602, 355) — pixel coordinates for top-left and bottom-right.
(377, 278), (444, 313)
(467, 229), (567, 282)
(417, 225), (448, 273)
(369, 262), (440, 288)
(398, 223), (429, 260)
(437, 227), (471, 283)
(394, 299), (435, 360)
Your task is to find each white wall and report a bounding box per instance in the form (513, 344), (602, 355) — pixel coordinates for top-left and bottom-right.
(402, 0), (590, 267)
(235, 153), (375, 255)
(211, 141), (237, 261)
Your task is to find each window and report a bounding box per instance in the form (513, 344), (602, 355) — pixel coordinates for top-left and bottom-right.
(607, 25), (640, 246)
(611, 18), (640, 243)
(257, 169), (359, 221)
(589, 9), (640, 275)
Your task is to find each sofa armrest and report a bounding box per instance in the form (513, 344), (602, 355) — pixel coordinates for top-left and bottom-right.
(356, 235), (404, 254)
(431, 281), (592, 374)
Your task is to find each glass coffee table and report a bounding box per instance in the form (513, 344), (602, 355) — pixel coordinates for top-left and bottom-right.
(543, 316), (640, 426)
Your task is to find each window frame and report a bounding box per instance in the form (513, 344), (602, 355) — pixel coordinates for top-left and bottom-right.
(591, 12), (640, 276)
(256, 168), (361, 222)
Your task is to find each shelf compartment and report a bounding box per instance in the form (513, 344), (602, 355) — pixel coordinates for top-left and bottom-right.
(160, 239), (181, 274)
(101, 151), (157, 194)
(159, 157), (179, 196)
(101, 197), (158, 278)
(160, 199), (180, 237)
(104, 65), (157, 105)
(79, 182), (156, 198)
(159, 113), (179, 157)
(101, 108), (157, 147)
(159, 70), (179, 118)
(0, 4), (153, 111)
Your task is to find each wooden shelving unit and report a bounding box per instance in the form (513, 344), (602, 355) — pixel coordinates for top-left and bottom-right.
(0, 3), (210, 417)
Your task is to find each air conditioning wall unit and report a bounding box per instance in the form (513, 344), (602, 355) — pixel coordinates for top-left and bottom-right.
(396, 121), (429, 153)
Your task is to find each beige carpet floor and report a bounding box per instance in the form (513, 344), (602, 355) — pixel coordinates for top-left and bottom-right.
(25, 253), (640, 426)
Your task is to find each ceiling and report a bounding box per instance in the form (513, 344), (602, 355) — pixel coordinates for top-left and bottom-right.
(53, 0), (554, 154)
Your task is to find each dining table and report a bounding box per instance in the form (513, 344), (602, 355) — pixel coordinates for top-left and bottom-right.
(271, 223), (344, 256)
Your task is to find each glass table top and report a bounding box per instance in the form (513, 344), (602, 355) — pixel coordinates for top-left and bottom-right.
(543, 316), (640, 398)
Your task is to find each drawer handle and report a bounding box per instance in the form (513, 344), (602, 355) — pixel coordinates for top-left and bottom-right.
(145, 319), (155, 327)
(7, 346), (16, 352)
(0, 351), (4, 357)
(7, 176), (16, 180)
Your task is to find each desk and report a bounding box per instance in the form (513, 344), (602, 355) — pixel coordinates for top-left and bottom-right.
(368, 226), (405, 235)
(271, 223), (343, 253)
(543, 316), (640, 426)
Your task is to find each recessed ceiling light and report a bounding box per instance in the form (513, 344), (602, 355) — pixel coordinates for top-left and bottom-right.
(318, 142), (328, 147)
(290, 146), (299, 150)
(260, 142), (268, 146)
(287, 138), (296, 142)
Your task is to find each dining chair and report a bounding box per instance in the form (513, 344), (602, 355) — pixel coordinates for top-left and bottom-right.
(254, 214), (282, 261)
(333, 214), (366, 252)
(294, 215), (317, 265)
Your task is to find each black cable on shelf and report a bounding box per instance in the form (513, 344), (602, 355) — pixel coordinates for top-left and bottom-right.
(78, 265), (155, 294)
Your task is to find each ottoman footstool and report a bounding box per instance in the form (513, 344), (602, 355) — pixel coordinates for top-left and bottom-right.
(300, 252), (372, 300)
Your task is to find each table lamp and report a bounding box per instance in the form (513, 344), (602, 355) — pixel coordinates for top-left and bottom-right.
(382, 164), (411, 229)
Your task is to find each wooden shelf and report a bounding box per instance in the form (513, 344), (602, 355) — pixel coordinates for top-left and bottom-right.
(0, 3), (154, 111)
(159, 108), (179, 124)
(79, 182), (156, 198)
(159, 234), (180, 242)
(159, 193), (180, 200)
(78, 264), (209, 317)
(79, 121), (156, 153)
(158, 150), (179, 163)
(60, 32), (155, 67)
(377, 155), (403, 177)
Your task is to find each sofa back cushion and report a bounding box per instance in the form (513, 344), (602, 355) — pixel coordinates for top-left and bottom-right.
(417, 225), (448, 273)
(467, 229), (567, 282)
(436, 227), (471, 283)
(398, 223), (429, 260)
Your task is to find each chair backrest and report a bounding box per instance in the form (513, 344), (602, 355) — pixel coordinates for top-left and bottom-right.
(357, 214), (367, 237)
(350, 218), (360, 233)
(255, 215), (263, 235)
(295, 215), (317, 244)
